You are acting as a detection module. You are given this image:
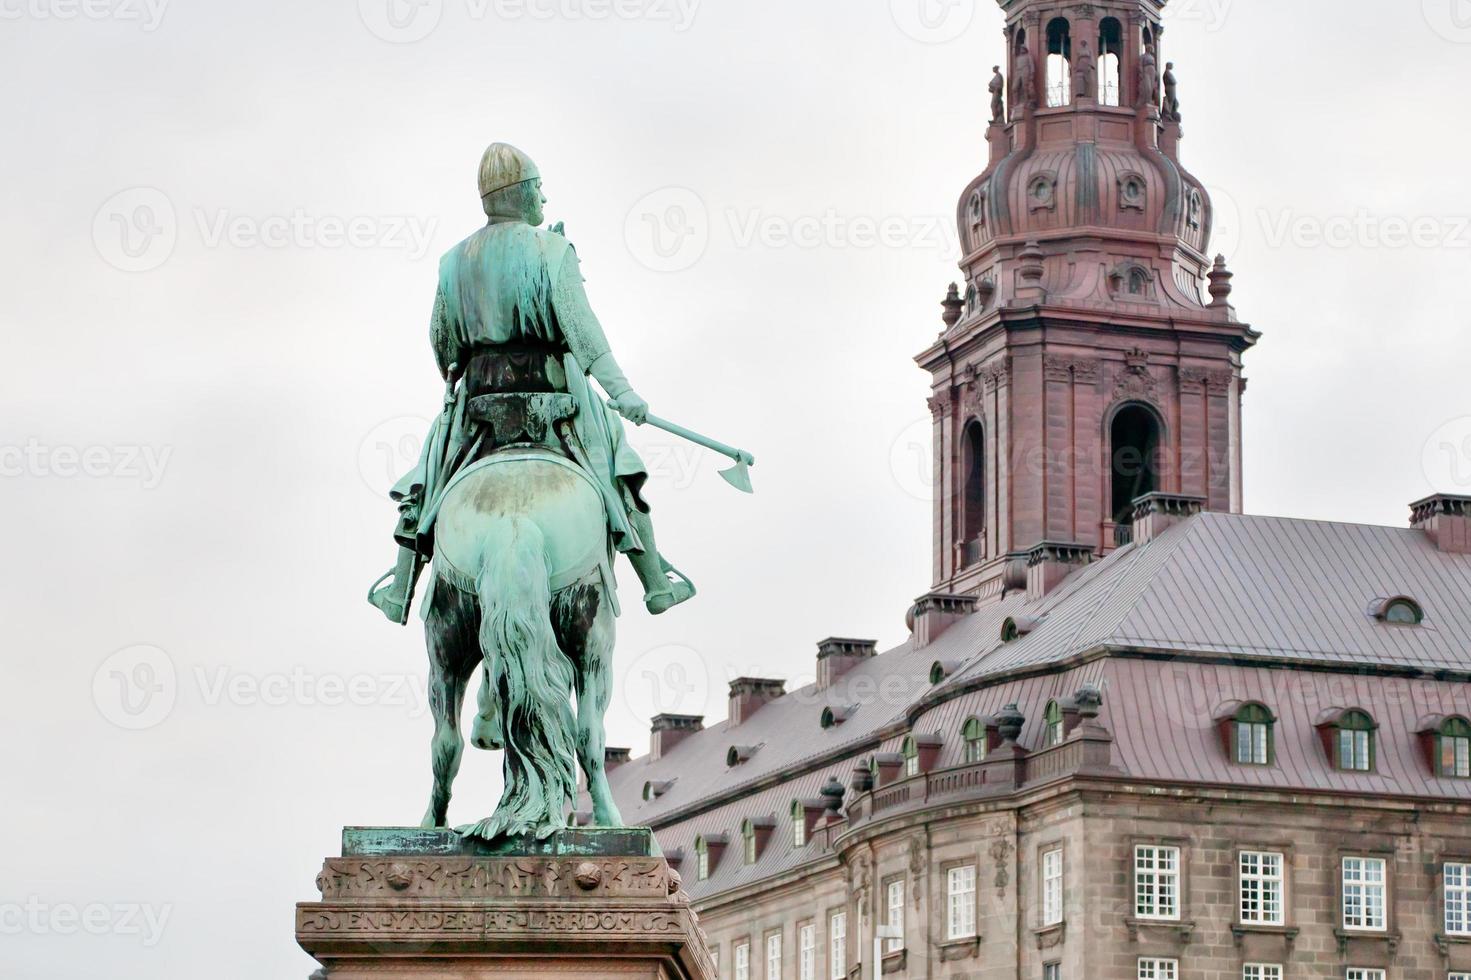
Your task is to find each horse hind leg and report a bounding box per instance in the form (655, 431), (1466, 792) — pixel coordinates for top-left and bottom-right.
(554, 578), (623, 828)
(458, 518), (579, 843)
(420, 576), (480, 829)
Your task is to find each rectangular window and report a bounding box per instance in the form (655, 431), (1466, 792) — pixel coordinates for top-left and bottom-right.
(734, 942), (749, 980)
(1447, 862), (1471, 935)
(904, 752), (920, 777)
(886, 879), (905, 952)
(798, 923), (815, 980)
(1135, 845), (1181, 920)
(965, 734), (986, 763)
(1043, 848), (1064, 925)
(1342, 856), (1387, 931)
(793, 813), (807, 848)
(1239, 851), (1285, 925)
(1043, 964), (1060, 980)
(1345, 970), (1385, 980)
(1138, 958), (1178, 980)
(1450, 974), (1471, 980)
(744, 832), (757, 865)
(1243, 965), (1282, 980)
(946, 865), (977, 939)
(1339, 728), (1372, 771)
(1236, 721), (1269, 764)
(828, 911), (846, 980)
(1445, 735), (1471, 777)
(767, 933), (781, 979)
(698, 848), (709, 880)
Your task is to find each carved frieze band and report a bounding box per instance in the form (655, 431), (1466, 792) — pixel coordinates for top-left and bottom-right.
(1178, 366), (1235, 395)
(1043, 354), (1101, 385)
(296, 905), (688, 938)
(315, 857), (674, 901)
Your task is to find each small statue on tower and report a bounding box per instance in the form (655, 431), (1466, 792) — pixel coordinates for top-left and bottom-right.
(1162, 61), (1181, 121)
(989, 66), (1006, 123)
(1013, 43), (1036, 110)
(1138, 44), (1159, 110)
(1072, 40), (1094, 101)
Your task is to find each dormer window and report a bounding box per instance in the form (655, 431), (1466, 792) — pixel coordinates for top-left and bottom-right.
(1333, 710), (1377, 772)
(741, 821), (757, 864)
(962, 716), (987, 763)
(1383, 597), (1424, 625)
(1437, 717), (1471, 778)
(1233, 703), (1275, 766)
(790, 800), (807, 847)
(902, 736), (920, 777)
(1044, 700), (1064, 746)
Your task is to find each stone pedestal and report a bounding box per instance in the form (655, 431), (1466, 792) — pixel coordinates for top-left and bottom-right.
(297, 827), (715, 980)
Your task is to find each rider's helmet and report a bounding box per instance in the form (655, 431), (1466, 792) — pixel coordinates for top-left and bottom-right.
(477, 143), (540, 203)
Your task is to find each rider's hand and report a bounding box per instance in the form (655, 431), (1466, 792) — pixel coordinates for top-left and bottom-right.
(612, 391), (649, 425)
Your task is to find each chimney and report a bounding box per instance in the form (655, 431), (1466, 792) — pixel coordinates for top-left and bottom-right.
(604, 746), (631, 770)
(1025, 542), (1092, 599)
(816, 638), (877, 690)
(728, 677), (786, 726)
(649, 713), (703, 760)
(1131, 492), (1206, 545)
(910, 592), (977, 647)
(1411, 494), (1471, 554)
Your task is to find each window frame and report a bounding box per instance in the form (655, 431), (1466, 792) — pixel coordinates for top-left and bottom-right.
(696, 837), (711, 881)
(945, 862), (977, 940)
(1344, 970), (1386, 980)
(797, 921), (815, 980)
(1042, 846), (1065, 926)
(1232, 703), (1275, 766)
(884, 877), (905, 952)
(1334, 710), (1378, 772)
(733, 939), (750, 980)
(902, 736), (920, 778)
(1137, 957), (1178, 980)
(741, 820), (757, 865)
(1044, 700), (1064, 747)
(1133, 843), (1182, 921)
(1340, 854), (1388, 933)
(765, 930), (782, 980)
(1242, 965), (1282, 980)
(1238, 850), (1286, 926)
(791, 799), (808, 848)
(1445, 860), (1471, 936)
(828, 908), (846, 980)
(1439, 717), (1471, 778)
(962, 716), (987, 763)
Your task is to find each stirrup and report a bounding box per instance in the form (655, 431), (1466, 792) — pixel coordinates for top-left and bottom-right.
(645, 560), (696, 615)
(368, 569), (411, 625)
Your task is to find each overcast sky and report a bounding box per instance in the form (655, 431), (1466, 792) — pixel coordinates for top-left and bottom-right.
(3, 0), (1471, 976)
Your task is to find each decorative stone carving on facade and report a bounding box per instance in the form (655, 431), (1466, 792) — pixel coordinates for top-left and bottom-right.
(1027, 172), (1058, 212)
(1113, 348), (1159, 402)
(908, 835), (927, 909)
(927, 389), (954, 419)
(1117, 171), (1147, 211)
(1043, 354), (1101, 385)
(1187, 189), (1203, 230)
(1179, 366), (1234, 395)
(988, 837), (1012, 898)
(315, 857), (674, 900)
(981, 356), (1012, 393)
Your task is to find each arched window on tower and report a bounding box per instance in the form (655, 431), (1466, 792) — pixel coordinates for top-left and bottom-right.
(1098, 18), (1123, 107)
(960, 420), (986, 565)
(1046, 18), (1072, 107)
(1109, 404), (1162, 527)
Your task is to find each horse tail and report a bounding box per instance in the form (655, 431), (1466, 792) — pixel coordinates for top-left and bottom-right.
(465, 517), (578, 841)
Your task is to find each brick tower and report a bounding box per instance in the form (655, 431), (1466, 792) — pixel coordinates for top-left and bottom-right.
(916, 0), (1258, 601)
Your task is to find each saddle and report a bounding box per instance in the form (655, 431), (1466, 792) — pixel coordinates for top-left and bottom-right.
(464, 341), (577, 454)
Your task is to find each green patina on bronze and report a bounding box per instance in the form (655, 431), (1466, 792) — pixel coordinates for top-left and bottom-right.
(341, 826), (660, 859)
(364, 144), (754, 845)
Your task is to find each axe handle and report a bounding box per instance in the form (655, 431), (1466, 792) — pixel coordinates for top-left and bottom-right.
(643, 414), (754, 466)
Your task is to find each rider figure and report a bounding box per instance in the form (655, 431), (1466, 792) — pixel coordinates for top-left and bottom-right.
(369, 142), (695, 623)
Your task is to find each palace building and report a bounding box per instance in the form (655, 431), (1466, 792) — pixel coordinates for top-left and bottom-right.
(599, 2), (1471, 979)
